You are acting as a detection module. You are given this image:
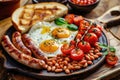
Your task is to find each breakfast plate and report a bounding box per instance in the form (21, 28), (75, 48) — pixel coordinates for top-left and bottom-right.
(2, 2), (120, 80)
(1, 24), (108, 80)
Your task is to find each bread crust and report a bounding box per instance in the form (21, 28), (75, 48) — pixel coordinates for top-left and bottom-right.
(12, 2), (68, 33)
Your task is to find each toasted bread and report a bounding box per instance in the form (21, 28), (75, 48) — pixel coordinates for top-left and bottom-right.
(12, 2), (68, 33)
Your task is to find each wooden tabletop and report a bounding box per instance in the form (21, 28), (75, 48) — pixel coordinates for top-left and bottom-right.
(0, 0), (120, 80)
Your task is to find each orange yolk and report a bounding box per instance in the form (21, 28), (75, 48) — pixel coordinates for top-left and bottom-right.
(52, 27), (70, 38)
(40, 39), (58, 53)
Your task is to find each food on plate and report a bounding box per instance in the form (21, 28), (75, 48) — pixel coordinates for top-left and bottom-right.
(1, 35), (45, 69)
(106, 52), (118, 66)
(71, 0), (97, 5)
(2, 13), (105, 74)
(12, 31), (32, 56)
(22, 34), (47, 60)
(28, 22), (78, 57)
(12, 2), (68, 33)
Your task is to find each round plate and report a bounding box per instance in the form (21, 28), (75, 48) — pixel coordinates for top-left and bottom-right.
(2, 26), (108, 80)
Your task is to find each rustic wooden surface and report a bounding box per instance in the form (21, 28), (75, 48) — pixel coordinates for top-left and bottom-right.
(0, 0), (120, 80)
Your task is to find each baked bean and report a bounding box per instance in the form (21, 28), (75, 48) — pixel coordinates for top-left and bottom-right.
(89, 55), (95, 61)
(47, 62), (53, 66)
(55, 69), (63, 72)
(87, 61), (93, 65)
(96, 52), (102, 56)
(55, 63), (59, 67)
(93, 55), (99, 59)
(63, 60), (68, 65)
(65, 69), (70, 74)
(63, 66), (67, 70)
(51, 66), (56, 71)
(89, 52), (94, 56)
(74, 66), (81, 70)
(80, 60), (87, 64)
(89, 50), (94, 53)
(52, 60), (56, 65)
(65, 57), (70, 62)
(85, 54), (91, 60)
(47, 66), (52, 71)
(68, 64), (74, 70)
(83, 63), (88, 68)
(94, 49), (99, 53)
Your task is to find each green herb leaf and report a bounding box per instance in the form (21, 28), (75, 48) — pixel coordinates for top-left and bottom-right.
(55, 18), (67, 25)
(109, 46), (116, 52)
(98, 43), (108, 49)
(67, 24), (78, 31)
(103, 50), (108, 56)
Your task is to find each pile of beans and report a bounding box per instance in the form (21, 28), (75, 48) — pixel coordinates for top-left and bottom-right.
(71, 0), (97, 5)
(43, 43), (102, 74)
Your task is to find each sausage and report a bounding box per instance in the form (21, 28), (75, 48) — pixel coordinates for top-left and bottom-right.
(22, 34), (47, 61)
(1, 35), (45, 69)
(12, 31), (32, 56)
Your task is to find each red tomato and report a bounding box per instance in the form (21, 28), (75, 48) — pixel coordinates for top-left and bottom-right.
(79, 20), (90, 31)
(91, 24), (103, 31)
(65, 14), (75, 24)
(70, 40), (76, 45)
(73, 16), (83, 26)
(106, 54), (118, 66)
(88, 28), (102, 38)
(78, 41), (91, 53)
(70, 49), (84, 61)
(61, 44), (75, 55)
(75, 33), (82, 41)
(84, 33), (98, 46)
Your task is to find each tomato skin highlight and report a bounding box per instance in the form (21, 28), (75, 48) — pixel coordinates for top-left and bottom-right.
(84, 33), (98, 46)
(88, 27), (102, 38)
(70, 49), (84, 61)
(78, 41), (91, 53)
(65, 14), (75, 24)
(106, 54), (118, 66)
(61, 44), (75, 55)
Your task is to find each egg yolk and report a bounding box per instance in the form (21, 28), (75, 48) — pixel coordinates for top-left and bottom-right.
(52, 27), (70, 38)
(41, 26), (50, 34)
(40, 39), (58, 53)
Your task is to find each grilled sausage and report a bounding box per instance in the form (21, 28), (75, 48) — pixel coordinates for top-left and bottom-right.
(22, 34), (47, 61)
(12, 31), (32, 56)
(1, 35), (45, 69)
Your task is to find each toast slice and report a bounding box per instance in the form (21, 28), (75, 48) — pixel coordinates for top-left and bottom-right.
(12, 2), (68, 33)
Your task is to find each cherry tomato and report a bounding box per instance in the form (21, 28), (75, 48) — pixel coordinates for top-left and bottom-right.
(79, 20), (90, 31)
(65, 14), (75, 24)
(73, 16), (83, 26)
(91, 24), (103, 31)
(78, 41), (91, 53)
(61, 44), (75, 55)
(88, 28), (102, 38)
(84, 33), (98, 46)
(70, 40), (76, 45)
(70, 49), (84, 61)
(106, 53), (118, 66)
(75, 33), (82, 41)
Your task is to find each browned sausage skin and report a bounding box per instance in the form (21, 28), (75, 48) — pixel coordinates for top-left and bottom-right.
(12, 31), (32, 56)
(22, 34), (47, 61)
(1, 35), (45, 69)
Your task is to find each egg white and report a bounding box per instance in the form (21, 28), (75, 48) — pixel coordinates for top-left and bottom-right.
(28, 22), (78, 58)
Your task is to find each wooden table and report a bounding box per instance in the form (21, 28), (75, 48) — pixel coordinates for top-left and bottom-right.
(0, 0), (120, 80)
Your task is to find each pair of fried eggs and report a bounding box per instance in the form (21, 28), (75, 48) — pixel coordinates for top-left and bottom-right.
(28, 22), (78, 58)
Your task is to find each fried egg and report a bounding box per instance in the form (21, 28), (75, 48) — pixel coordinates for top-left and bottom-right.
(28, 22), (78, 57)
